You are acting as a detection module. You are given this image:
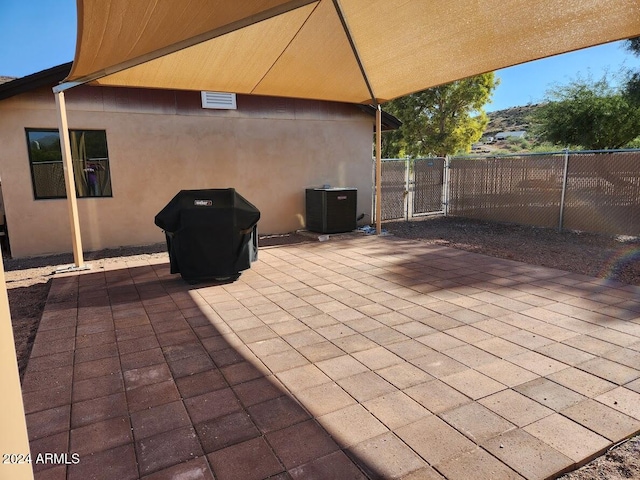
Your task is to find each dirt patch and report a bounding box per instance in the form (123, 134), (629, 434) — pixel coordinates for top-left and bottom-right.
(9, 283), (49, 376)
(5, 221), (640, 479)
(560, 437), (640, 480)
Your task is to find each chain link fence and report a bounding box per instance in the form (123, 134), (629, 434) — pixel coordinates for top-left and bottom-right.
(31, 161), (67, 199)
(377, 149), (640, 236)
(448, 154), (564, 229)
(30, 158), (112, 199)
(562, 151), (640, 235)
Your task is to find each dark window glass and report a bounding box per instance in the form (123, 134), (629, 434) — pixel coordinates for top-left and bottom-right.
(26, 129), (112, 199)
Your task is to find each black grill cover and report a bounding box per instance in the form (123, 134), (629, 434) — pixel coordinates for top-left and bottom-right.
(155, 189), (260, 281)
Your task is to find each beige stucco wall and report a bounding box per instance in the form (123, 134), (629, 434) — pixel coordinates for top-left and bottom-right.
(0, 86), (374, 257)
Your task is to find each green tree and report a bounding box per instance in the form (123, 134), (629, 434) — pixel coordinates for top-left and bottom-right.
(382, 73), (498, 157)
(624, 37), (640, 105)
(532, 76), (640, 150)
(628, 37), (640, 54)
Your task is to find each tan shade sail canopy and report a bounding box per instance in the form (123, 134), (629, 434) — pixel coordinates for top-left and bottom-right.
(66, 0), (640, 104)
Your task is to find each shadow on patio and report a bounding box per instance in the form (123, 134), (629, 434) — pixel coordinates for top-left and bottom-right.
(21, 235), (640, 480)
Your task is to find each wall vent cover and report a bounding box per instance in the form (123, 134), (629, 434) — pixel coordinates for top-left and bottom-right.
(201, 91), (237, 110)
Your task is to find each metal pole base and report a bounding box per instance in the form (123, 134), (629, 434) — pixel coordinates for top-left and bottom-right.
(54, 264), (92, 274)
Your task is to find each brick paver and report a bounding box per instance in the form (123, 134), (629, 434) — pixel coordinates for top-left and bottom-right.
(20, 235), (640, 479)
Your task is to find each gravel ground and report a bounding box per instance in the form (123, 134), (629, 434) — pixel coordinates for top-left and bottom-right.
(5, 218), (640, 479)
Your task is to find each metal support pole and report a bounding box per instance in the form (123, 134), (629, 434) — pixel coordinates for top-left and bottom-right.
(558, 148), (570, 232)
(55, 90), (85, 268)
(375, 105), (382, 235)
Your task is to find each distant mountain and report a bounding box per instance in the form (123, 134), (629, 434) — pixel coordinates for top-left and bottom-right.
(37, 135), (60, 147)
(29, 134), (60, 148)
(485, 104), (540, 137)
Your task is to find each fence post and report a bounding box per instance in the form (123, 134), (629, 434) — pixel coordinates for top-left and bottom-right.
(558, 148), (570, 232)
(405, 157), (411, 220)
(443, 156), (451, 216)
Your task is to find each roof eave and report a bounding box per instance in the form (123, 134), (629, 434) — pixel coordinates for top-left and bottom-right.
(359, 104), (402, 131)
(0, 62), (72, 101)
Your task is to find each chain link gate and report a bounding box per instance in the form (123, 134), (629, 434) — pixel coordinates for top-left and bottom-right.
(412, 157), (446, 216)
(378, 158), (446, 221)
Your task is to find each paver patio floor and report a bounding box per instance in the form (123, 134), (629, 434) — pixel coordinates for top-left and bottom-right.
(21, 235), (640, 480)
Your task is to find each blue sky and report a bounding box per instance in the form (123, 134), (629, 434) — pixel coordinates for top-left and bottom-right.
(0, 0), (77, 77)
(1, 0), (639, 111)
(489, 41), (640, 111)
